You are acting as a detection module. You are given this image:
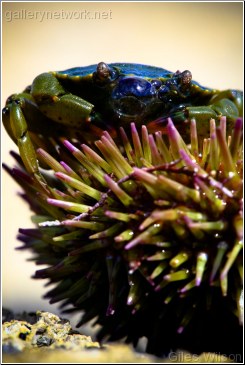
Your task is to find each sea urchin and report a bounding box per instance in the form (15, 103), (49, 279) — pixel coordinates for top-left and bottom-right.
(4, 117), (243, 357)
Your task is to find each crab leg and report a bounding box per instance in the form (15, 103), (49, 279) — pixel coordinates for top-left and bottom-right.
(31, 73), (94, 127)
(9, 101), (49, 192)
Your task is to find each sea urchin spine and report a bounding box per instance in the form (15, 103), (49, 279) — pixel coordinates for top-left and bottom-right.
(5, 117), (243, 356)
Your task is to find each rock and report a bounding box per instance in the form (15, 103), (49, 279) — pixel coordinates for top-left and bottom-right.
(2, 311), (235, 363)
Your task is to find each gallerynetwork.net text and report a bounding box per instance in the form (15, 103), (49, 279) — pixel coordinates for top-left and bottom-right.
(5, 9), (113, 22)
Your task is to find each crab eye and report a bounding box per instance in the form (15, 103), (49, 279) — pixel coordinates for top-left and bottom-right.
(179, 70), (192, 86)
(93, 62), (112, 85)
(96, 62), (111, 81)
(93, 62), (118, 85)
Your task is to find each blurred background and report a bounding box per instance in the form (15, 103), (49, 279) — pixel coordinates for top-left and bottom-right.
(1, 2), (243, 326)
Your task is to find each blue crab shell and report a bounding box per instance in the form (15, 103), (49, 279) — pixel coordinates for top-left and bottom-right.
(57, 63), (172, 78)
(56, 63), (209, 91)
(53, 63), (215, 127)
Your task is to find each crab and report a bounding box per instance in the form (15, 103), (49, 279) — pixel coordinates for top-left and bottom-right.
(2, 62), (243, 190)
